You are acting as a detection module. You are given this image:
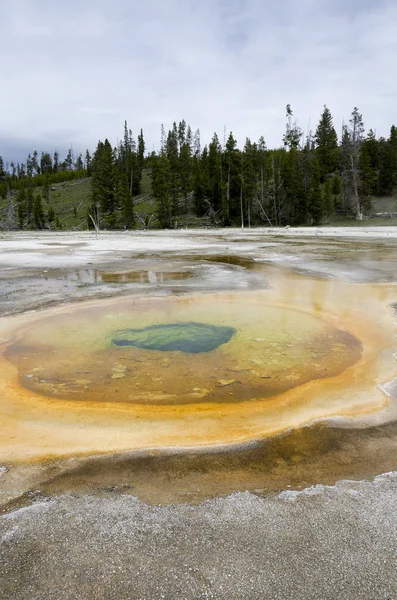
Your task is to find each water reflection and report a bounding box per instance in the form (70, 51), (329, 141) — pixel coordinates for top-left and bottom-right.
(64, 269), (192, 284)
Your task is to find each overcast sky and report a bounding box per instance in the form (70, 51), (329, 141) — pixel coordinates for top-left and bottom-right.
(1, 0), (396, 163)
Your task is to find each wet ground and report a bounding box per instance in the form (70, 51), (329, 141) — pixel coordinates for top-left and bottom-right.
(1, 228), (397, 599)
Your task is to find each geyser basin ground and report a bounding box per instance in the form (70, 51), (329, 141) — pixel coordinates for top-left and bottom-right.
(2, 230), (397, 600)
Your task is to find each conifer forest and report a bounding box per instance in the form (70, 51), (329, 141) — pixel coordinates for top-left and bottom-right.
(1, 105), (397, 230)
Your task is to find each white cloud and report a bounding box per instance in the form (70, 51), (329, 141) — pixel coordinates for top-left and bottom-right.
(0, 0), (396, 162)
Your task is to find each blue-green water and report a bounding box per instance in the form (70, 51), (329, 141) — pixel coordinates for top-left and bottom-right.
(112, 322), (236, 353)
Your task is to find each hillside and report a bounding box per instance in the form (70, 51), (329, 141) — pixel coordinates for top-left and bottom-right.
(0, 171), (156, 231)
(0, 170), (213, 230)
(1, 171), (397, 230)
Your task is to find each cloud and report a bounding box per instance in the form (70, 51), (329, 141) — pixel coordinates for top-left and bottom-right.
(0, 0), (396, 162)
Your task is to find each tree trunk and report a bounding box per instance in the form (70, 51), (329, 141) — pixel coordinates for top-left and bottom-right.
(226, 167), (230, 220)
(89, 214), (100, 238)
(6, 192), (17, 230)
(350, 155), (362, 220)
(240, 181), (244, 228)
(272, 156), (277, 226)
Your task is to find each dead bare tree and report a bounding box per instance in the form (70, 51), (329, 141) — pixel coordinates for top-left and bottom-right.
(135, 213), (155, 229)
(253, 191), (273, 226)
(5, 189), (17, 230)
(341, 108), (365, 220)
(204, 200), (222, 226)
(88, 202), (101, 237)
(240, 179), (244, 229)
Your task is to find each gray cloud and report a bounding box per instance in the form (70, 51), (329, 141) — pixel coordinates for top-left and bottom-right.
(1, 0), (396, 162)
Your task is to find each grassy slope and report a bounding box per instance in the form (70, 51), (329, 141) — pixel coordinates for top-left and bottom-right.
(0, 171), (158, 230)
(0, 178), (92, 230)
(327, 196), (397, 227)
(54, 170), (159, 229)
(49, 178), (92, 229)
(132, 170), (159, 227)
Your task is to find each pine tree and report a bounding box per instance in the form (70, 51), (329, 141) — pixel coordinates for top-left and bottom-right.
(33, 193), (45, 229)
(283, 146), (307, 224)
(91, 139), (115, 227)
(48, 206), (55, 223)
(26, 186), (34, 222)
(308, 178), (323, 225)
(32, 150), (40, 175)
(208, 133), (223, 215)
(65, 148), (74, 171)
(40, 152), (52, 174)
(18, 201), (26, 229)
(193, 147), (210, 217)
(119, 123), (141, 197)
(283, 105), (302, 150)
(129, 131), (142, 196)
(389, 125), (397, 187)
(85, 150), (92, 176)
(332, 173), (341, 193)
(223, 132), (241, 223)
(0, 156), (5, 183)
(255, 136), (273, 225)
(43, 176), (50, 204)
(137, 129), (145, 168)
(17, 186), (26, 228)
(323, 179), (334, 216)
(166, 123), (181, 215)
(75, 153), (84, 171)
(360, 143), (376, 201)
(180, 139), (192, 213)
(27, 154), (33, 178)
(315, 105), (338, 179)
(178, 120), (186, 149)
(242, 139), (258, 228)
(152, 154), (171, 227)
(377, 126), (397, 195)
(186, 126), (193, 153)
(115, 172), (134, 228)
(53, 151), (59, 173)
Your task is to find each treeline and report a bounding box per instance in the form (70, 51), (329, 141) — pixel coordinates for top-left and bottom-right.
(147, 106), (397, 227)
(91, 105), (397, 229)
(0, 147), (90, 229)
(2, 104), (397, 230)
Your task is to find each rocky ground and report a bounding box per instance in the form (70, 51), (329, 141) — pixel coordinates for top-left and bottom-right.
(1, 474), (397, 599)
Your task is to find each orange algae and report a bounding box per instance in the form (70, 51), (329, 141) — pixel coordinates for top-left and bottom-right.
(0, 268), (396, 463)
